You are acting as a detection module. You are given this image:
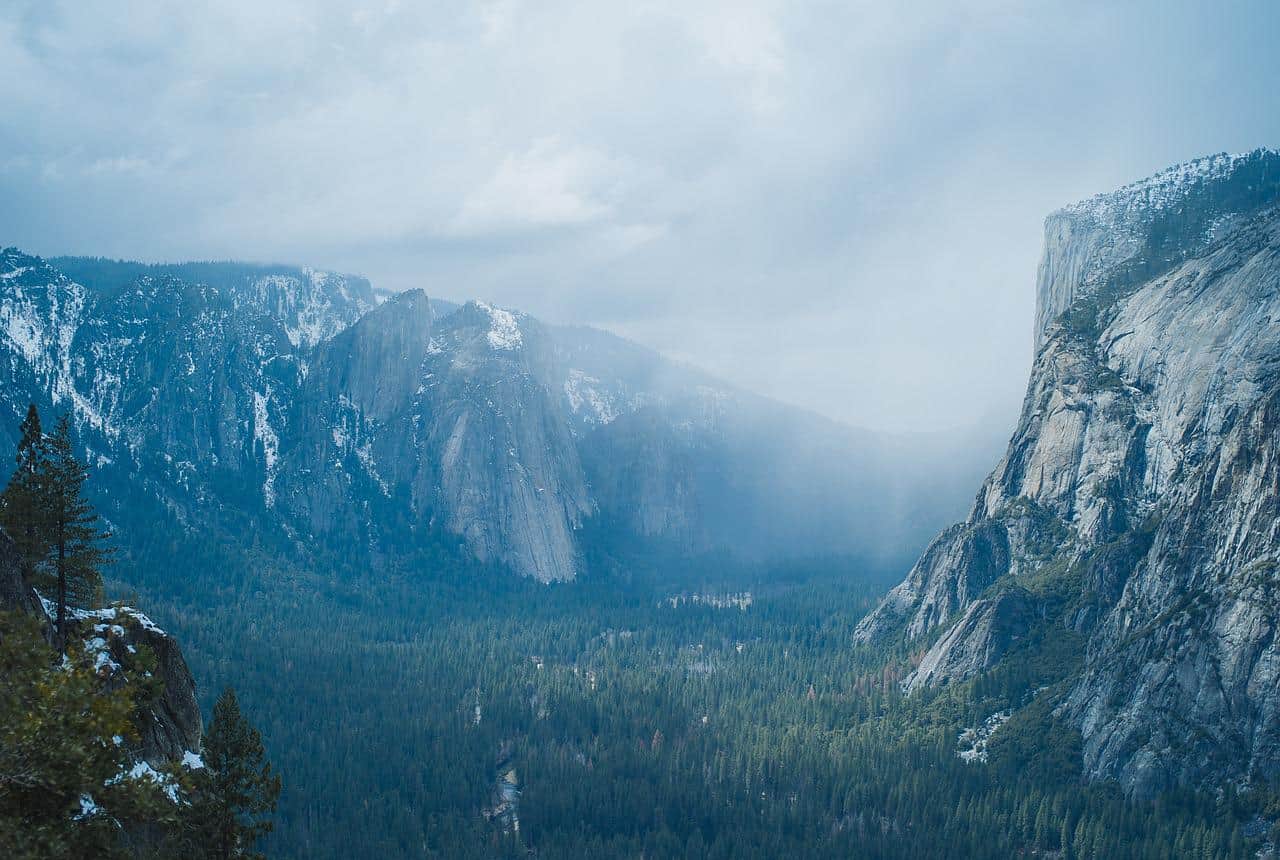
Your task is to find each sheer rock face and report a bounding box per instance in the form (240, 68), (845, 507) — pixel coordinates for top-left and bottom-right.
(857, 148), (1280, 796)
(130, 620), (202, 765)
(0, 528), (201, 767)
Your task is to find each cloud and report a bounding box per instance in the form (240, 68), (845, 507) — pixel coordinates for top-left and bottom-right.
(0, 0), (1278, 432)
(479, 0), (521, 44)
(452, 137), (623, 234)
(666, 2), (787, 113)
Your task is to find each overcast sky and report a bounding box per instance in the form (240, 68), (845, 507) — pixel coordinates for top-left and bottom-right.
(2, 1), (1278, 432)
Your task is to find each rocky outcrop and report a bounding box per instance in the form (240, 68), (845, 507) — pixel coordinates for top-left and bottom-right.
(60, 604), (203, 767)
(0, 527), (201, 767)
(858, 148), (1280, 796)
(905, 588), (1035, 693)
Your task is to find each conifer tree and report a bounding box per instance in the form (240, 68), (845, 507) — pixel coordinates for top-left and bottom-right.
(191, 688), (281, 859)
(0, 611), (177, 859)
(0, 404), (50, 590)
(42, 415), (111, 649)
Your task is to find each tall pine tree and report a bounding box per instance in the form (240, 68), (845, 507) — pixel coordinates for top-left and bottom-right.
(191, 688), (281, 859)
(0, 404), (50, 590)
(42, 415), (110, 650)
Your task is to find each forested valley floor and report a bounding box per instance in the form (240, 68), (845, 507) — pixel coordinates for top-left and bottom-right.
(113, 530), (1270, 860)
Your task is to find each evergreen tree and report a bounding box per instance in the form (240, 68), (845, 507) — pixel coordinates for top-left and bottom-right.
(0, 404), (50, 590)
(0, 611), (178, 859)
(191, 688), (281, 859)
(42, 415), (111, 649)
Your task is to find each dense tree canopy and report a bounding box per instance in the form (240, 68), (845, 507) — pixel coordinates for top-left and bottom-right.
(121, 533), (1271, 859)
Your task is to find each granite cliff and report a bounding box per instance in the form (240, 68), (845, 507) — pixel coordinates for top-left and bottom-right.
(856, 148), (1280, 796)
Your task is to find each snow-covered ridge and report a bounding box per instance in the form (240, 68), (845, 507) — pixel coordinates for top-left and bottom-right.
(0, 249), (383, 510)
(38, 596), (168, 636)
(252, 269), (374, 349)
(0, 254), (121, 438)
(1034, 147), (1280, 347)
(475, 300), (523, 350)
(1060, 148), (1278, 229)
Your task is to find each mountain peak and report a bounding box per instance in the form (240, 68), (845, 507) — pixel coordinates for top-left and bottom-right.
(471, 300), (524, 351)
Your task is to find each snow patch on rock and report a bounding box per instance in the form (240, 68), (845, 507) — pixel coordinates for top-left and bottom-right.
(475, 300), (522, 351)
(253, 390), (280, 507)
(355, 441), (390, 496)
(564, 369), (620, 425)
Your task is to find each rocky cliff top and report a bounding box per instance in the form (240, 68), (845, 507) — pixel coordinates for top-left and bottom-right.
(1034, 147), (1280, 348)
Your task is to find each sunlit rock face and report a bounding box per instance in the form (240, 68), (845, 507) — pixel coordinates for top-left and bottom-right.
(857, 148), (1280, 797)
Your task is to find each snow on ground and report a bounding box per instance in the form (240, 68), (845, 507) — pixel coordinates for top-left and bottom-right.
(76, 794), (99, 820)
(664, 592), (753, 610)
(110, 760), (180, 802)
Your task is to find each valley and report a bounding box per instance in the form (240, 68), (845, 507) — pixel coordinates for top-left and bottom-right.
(5, 4), (1280, 856)
(131, 552), (1251, 858)
(5, 148), (1280, 857)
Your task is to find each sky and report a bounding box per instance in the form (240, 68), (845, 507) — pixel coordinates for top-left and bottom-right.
(1, 1), (1278, 433)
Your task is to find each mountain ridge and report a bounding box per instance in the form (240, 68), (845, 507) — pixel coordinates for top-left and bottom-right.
(0, 248), (985, 583)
